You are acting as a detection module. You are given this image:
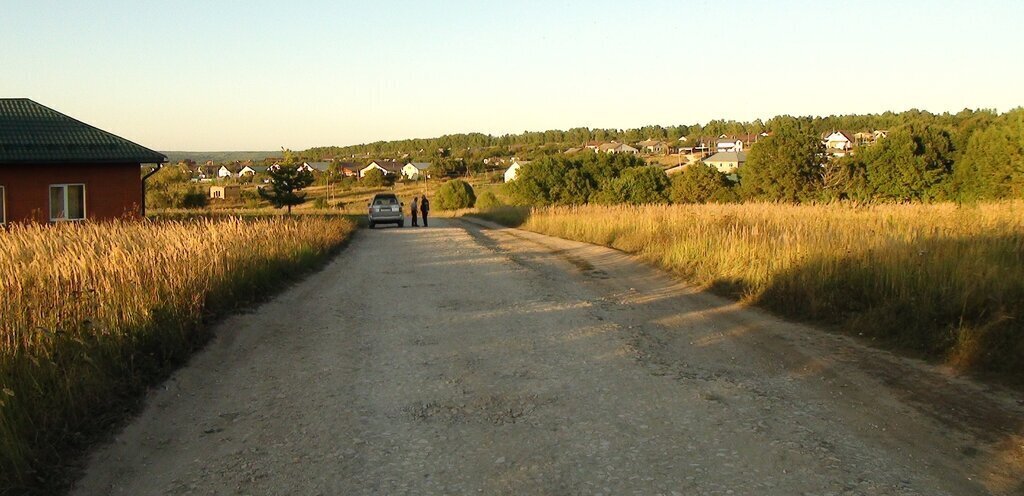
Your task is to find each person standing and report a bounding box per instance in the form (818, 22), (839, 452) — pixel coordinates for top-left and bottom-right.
(420, 195), (430, 227)
(410, 196), (419, 227)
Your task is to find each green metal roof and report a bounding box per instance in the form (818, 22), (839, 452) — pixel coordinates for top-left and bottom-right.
(0, 98), (167, 164)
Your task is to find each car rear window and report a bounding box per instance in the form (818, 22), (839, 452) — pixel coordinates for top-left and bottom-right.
(373, 196), (398, 206)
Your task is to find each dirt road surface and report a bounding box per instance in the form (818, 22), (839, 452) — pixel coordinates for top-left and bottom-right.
(73, 218), (1024, 495)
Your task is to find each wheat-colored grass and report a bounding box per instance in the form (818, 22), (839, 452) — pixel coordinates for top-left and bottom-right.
(0, 216), (354, 491)
(482, 202), (1024, 377)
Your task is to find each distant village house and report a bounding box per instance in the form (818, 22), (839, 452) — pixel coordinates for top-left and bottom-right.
(637, 139), (668, 155)
(402, 162), (431, 180)
(504, 159), (531, 182)
(598, 142), (640, 155)
(822, 131), (855, 157)
(704, 151), (747, 173)
(210, 185), (240, 201)
(301, 161), (332, 173)
(359, 160), (403, 178)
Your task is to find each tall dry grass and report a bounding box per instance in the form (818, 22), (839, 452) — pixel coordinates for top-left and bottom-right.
(489, 202), (1024, 378)
(0, 216), (354, 493)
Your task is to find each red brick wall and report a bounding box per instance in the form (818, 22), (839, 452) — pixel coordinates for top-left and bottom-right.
(0, 163), (142, 224)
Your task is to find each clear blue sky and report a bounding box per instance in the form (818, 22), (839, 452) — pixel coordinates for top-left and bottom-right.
(2, 0), (1022, 150)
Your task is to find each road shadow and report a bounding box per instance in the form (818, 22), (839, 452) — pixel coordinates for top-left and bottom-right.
(456, 218), (1024, 496)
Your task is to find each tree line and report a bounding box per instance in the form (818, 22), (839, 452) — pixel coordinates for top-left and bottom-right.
(506, 109), (1022, 205)
(304, 107), (1014, 161)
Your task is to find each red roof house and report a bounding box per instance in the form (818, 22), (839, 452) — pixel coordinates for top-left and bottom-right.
(0, 99), (167, 224)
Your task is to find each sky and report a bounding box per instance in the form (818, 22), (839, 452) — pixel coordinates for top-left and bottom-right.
(1, 0), (1022, 151)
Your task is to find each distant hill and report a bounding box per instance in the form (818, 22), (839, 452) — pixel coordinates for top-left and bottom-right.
(162, 151), (278, 164)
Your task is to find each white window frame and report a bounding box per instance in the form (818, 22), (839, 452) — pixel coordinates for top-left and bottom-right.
(0, 185), (6, 225)
(49, 183), (87, 222)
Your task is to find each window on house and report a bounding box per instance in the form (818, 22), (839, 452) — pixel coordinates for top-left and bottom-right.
(49, 184), (86, 221)
(0, 186), (6, 225)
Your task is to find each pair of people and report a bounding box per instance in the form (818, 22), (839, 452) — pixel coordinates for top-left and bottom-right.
(410, 195), (430, 227)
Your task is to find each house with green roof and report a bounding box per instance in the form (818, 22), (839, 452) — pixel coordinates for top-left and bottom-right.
(0, 98), (167, 224)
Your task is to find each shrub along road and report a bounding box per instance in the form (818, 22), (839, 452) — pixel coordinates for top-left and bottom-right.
(73, 218), (1023, 495)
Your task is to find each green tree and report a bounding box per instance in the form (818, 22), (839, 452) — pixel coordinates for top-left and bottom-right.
(507, 153), (645, 206)
(435, 179), (476, 210)
(669, 162), (735, 204)
(467, 160), (486, 175)
(953, 109), (1024, 201)
(430, 158), (460, 177)
(553, 167), (594, 204)
(862, 124), (955, 201)
(740, 127), (825, 202)
(581, 153), (645, 186)
(475, 190), (502, 210)
(820, 156), (872, 202)
(258, 162), (314, 214)
(594, 166), (670, 205)
(507, 158), (588, 205)
(178, 187), (209, 209)
(362, 168), (387, 187)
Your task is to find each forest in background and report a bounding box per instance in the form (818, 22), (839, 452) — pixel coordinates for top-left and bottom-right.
(303, 107), (1016, 161)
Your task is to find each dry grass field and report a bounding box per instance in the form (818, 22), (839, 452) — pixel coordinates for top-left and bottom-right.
(0, 216), (354, 492)
(475, 202), (1024, 379)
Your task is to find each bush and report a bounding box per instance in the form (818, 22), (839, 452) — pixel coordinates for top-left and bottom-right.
(475, 190), (503, 210)
(435, 179), (476, 210)
(363, 168), (388, 187)
(670, 162), (736, 204)
(313, 197), (328, 209)
(506, 153), (643, 206)
(861, 124), (955, 202)
(952, 108), (1024, 201)
(179, 188), (209, 209)
(593, 166), (670, 205)
(740, 127), (825, 202)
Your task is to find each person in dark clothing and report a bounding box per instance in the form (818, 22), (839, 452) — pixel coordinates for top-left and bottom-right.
(420, 195), (430, 227)
(410, 196), (419, 227)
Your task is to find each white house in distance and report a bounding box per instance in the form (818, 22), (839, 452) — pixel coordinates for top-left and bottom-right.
(359, 162), (388, 177)
(302, 161), (332, 173)
(209, 184), (240, 200)
(598, 142), (639, 155)
(359, 160), (403, 178)
(716, 137), (744, 153)
(238, 165), (257, 177)
(637, 139), (668, 154)
(823, 131), (855, 156)
(704, 151), (746, 173)
(402, 162), (431, 180)
(504, 159), (531, 182)
(217, 165), (233, 178)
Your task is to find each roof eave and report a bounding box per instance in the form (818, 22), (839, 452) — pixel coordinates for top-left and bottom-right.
(0, 156), (168, 165)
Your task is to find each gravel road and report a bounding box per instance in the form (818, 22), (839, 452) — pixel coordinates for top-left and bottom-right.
(72, 218), (1024, 495)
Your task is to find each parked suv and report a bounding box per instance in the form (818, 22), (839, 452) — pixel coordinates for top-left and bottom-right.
(368, 193), (404, 228)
